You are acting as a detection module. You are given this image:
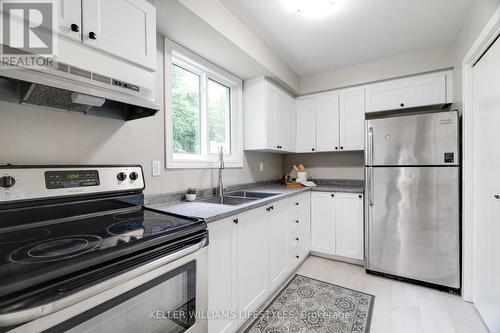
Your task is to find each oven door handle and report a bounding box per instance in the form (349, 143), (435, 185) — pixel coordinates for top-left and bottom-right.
(0, 238), (207, 328)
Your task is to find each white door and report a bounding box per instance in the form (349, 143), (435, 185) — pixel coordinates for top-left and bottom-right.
(340, 88), (365, 151)
(268, 200), (290, 290)
(310, 192), (336, 255)
(296, 99), (317, 153)
(316, 93), (340, 152)
(237, 207), (269, 321)
(207, 218), (238, 333)
(81, 0), (156, 70)
(55, 0), (82, 42)
(472, 35), (500, 332)
(335, 193), (364, 260)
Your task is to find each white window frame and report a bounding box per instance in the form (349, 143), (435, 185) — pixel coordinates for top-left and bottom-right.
(164, 38), (243, 169)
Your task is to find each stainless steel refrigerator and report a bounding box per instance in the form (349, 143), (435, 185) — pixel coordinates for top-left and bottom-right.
(365, 110), (460, 290)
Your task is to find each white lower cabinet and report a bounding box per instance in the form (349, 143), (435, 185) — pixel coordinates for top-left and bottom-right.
(311, 191), (364, 260)
(311, 192), (336, 255)
(268, 200), (290, 290)
(207, 193), (311, 332)
(208, 217), (238, 333)
(335, 193), (364, 260)
(236, 207), (269, 321)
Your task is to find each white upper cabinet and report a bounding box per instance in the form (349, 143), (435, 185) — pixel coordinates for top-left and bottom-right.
(81, 0), (157, 70)
(316, 93), (340, 152)
(335, 193), (364, 260)
(55, 0), (82, 42)
(244, 79), (296, 153)
(296, 99), (317, 153)
(339, 88), (365, 151)
(365, 71), (450, 113)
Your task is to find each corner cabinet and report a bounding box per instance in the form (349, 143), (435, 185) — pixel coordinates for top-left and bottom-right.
(244, 79), (296, 153)
(365, 71), (452, 113)
(311, 191), (364, 261)
(52, 0), (156, 70)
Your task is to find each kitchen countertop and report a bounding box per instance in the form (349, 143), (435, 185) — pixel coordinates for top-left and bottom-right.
(147, 183), (364, 223)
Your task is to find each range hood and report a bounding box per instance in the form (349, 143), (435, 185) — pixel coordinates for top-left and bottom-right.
(0, 59), (160, 121)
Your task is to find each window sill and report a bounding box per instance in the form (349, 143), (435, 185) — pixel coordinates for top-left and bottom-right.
(166, 160), (243, 169)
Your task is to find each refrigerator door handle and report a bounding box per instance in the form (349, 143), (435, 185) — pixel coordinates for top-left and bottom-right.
(367, 126), (374, 206)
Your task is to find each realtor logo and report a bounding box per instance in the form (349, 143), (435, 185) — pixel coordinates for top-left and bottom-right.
(2, 1), (53, 54)
(1, 1), (57, 68)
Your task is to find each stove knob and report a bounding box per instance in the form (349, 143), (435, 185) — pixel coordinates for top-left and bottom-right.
(0, 176), (16, 188)
(117, 172), (127, 181)
(129, 172), (139, 181)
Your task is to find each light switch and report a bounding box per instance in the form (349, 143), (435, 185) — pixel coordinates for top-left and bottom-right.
(152, 161), (161, 177)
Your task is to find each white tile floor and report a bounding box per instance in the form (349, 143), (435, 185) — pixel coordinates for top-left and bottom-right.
(296, 256), (489, 333)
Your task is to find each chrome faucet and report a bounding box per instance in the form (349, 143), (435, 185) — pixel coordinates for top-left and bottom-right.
(217, 146), (225, 203)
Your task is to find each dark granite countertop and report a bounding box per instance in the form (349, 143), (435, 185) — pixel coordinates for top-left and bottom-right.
(146, 180), (364, 223)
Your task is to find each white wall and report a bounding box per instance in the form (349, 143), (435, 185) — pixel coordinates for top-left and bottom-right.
(177, 0), (300, 94)
(300, 44), (453, 94)
(284, 152), (364, 180)
(452, 0), (500, 110)
(0, 37), (284, 196)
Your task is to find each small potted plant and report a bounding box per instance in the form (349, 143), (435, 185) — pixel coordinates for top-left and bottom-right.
(185, 188), (197, 202)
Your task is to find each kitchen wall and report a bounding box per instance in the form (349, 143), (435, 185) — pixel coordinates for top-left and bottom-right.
(284, 152), (364, 180)
(300, 44), (453, 94)
(451, 0), (500, 110)
(0, 37), (284, 196)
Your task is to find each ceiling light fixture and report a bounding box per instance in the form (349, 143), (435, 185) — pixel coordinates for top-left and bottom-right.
(289, 0), (336, 18)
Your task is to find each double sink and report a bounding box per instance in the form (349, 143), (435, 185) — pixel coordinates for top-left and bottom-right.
(199, 191), (279, 206)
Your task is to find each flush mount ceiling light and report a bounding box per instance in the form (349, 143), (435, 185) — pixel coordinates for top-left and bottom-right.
(288, 0), (337, 18)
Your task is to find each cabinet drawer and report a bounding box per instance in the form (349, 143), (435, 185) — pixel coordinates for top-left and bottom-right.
(290, 192), (310, 212)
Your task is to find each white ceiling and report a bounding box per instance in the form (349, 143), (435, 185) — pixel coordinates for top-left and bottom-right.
(220, 0), (473, 76)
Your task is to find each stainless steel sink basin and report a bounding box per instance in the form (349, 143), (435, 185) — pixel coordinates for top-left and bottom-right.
(225, 191), (279, 199)
(199, 196), (258, 205)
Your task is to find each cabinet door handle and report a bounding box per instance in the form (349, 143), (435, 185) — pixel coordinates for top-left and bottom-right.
(400, 103), (405, 107)
(494, 195), (500, 200)
(335, 147), (338, 150)
(233, 219), (239, 224)
(295, 237), (300, 241)
(89, 32), (97, 40)
(312, 148), (315, 152)
(295, 220), (300, 224)
(331, 194), (334, 198)
(340, 146), (344, 150)
(359, 195), (363, 199)
(70, 24), (80, 32)
(295, 202), (299, 206)
(296, 255), (300, 259)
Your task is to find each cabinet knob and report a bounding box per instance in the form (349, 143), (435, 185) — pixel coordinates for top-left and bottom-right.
(296, 237), (300, 241)
(400, 103), (405, 107)
(494, 195), (500, 200)
(312, 148), (315, 152)
(295, 202), (299, 206)
(340, 146), (344, 150)
(70, 24), (80, 32)
(335, 147), (338, 150)
(89, 32), (97, 40)
(331, 194), (334, 197)
(296, 220), (300, 224)
(233, 219), (239, 224)
(270, 205), (274, 210)
(359, 195), (362, 199)
(296, 255), (300, 259)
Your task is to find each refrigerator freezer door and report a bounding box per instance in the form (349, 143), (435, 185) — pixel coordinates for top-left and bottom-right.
(366, 166), (460, 288)
(366, 111), (459, 166)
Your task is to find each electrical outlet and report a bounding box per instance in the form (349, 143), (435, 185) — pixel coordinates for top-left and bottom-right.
(151, 160), (161, 177)
(259, 162), (264, 172)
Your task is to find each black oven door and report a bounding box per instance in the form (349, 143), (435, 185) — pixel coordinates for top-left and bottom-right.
(46, 260), (198, 333)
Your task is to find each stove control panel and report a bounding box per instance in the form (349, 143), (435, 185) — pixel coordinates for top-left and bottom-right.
(0, 166), (145, 203)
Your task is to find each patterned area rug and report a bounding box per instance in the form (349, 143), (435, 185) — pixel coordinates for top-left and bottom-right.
(244, 274), (374, 333)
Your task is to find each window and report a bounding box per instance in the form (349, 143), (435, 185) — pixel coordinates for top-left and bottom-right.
(165, 39), (242, 168)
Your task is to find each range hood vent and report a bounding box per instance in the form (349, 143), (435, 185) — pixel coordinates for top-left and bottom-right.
(0, 60), (159, 121)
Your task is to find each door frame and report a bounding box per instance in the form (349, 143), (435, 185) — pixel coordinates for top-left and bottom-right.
(462, 6), (500, 302)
